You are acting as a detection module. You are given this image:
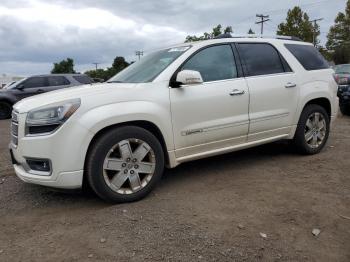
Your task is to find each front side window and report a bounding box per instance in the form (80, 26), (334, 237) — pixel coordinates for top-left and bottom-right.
(22, 77), (47, 89)
(285, 44), (329, 71)
(238, 43), (286, 77)
(181, 45), (237, 82)
(108, 46), (191, 83)
(48, 76), (70, 86)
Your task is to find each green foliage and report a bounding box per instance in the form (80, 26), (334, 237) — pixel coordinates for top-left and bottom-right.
(185, 24), (233, 42)
(326, 0), (350, 64)
(277, 6), (319, 44)
(248, 28), (255, 34)
(51, 58), (76, 74)
(85, 56), (130, 81)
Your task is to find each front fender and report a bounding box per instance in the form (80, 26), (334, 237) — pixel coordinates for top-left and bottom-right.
(77, 101), (174, 150)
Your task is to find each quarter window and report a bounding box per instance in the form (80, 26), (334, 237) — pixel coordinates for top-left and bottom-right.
(285, 44), (329, 71)
(182, 45), (237, 82)
(73, 75), (93, 84)
(238, 43), (287, 76)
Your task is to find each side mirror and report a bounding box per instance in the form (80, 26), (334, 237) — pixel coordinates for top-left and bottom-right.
(176, 70), (203, 86)
(17, 84), (25, 90)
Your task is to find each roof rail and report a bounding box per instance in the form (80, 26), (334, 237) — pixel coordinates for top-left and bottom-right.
(214, 34), (302, 41)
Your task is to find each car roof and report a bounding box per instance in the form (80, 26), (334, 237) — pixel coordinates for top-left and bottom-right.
(29, 74), (87, 77)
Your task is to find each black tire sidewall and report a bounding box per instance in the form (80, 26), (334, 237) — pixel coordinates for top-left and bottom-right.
(86, 126), (164, 203)
(0, 101), (12, 120)
(294, 104), (330, 154)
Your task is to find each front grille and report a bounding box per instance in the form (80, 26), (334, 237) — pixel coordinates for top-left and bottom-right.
(11, 111), (19, 146)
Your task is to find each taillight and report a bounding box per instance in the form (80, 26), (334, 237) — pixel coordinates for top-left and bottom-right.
(333, 74), (339, 84)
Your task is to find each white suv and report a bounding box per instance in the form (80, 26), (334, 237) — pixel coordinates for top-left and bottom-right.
(10, 36), (338, 202)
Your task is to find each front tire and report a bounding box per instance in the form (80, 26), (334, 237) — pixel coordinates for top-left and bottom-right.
(293, 104), (330, 155)
(0, 101), (12, 120)
(86, 126), (164, 203)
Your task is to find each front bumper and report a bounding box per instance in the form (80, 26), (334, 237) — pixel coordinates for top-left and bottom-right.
(10, 112), (94, 189)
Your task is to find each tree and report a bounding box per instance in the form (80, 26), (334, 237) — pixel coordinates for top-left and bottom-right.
(326, 0), (350, 63)
(185, 24), (233, 42)
(248, 28), (255, 34)
(85, 56), (130, 81)
(51, 58), (76, 74)
(277, 6), (319, 44)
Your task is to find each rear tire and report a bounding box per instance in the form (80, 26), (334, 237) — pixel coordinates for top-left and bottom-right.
(86, 126), (164, 203)
(293, 104), (330, 155)
(0, 101), (12, 120)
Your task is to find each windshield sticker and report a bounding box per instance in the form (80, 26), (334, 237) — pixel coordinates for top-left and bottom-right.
(168, 46), (191, 52)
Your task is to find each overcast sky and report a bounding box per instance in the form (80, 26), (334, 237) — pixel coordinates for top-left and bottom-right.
(0, 0), (347, 76)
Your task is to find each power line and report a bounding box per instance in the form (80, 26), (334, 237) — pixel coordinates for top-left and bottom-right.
(92, 62), (100, 70)
(255, 14), (270, 35)
(310, 18), (323, 46)
(135, 51), (143, 60)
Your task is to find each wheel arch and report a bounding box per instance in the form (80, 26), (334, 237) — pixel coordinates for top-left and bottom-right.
(82, 120), (170, 190)
(302, 97), (331, 119)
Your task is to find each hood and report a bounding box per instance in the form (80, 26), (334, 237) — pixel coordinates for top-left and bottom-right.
(13, 83), (137, 113)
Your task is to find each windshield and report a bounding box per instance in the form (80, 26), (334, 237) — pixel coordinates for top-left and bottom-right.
(335, 64), (350, 74)
(108, 46), (191, 83)
(4, 78), (26, 89)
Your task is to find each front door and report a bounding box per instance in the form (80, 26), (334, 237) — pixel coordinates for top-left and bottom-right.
(170, 44), (250, 158)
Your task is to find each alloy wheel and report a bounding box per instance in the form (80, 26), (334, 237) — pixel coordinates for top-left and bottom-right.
(304, 112), (327, 149)
(102, 138), (156, 194)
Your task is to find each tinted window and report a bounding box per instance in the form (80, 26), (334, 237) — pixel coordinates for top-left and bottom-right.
(23, 77), (47, 88)
(48, 76), (70, 86)
(238, 43), (286, 76)
(182, 45), (237, 82)
(73, 75), (93, 84)
(285, 44), (329, 71)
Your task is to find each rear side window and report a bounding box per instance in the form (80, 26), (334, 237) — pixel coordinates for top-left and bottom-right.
(237, 43), (288, 77)
(23, 77), (47, 88)
(182, 44), (237, 82)
(48, 76), (70, 86)
(73, 75), (93, 84)
(285, 44), (329, 71)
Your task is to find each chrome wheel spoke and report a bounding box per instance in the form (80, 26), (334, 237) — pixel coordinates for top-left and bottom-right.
(129, 172), (142, 191)
(313, 113), (320, 126)
(138, 162), (155, 174)
(133, 142), (151, 161)
(305, 130), (313, 142)
(110, 172), (129, 190)
(311, 135), (318, 145)
(118, 140), (133, 159)
(306, 119), (313, 130)
(104, 158), (124, 171)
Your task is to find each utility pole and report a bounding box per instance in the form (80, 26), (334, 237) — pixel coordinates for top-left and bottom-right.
(135, 51), (144, 60)
(92, 62), (100, 71)
(310, 18), (323, 47)
(255, 14), (270, 35)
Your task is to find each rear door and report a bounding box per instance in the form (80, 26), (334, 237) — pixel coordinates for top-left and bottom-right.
(237, 42), (299, 141)
(47, 76), (71, 91)
(170, 44), (250, 158)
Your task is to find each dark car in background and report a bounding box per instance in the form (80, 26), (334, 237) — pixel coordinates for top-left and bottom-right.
(334, 64), (350, 115)
(0, 74), (93, 119)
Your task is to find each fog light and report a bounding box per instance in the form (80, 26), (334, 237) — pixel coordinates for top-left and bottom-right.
(26, 159), (51, 172)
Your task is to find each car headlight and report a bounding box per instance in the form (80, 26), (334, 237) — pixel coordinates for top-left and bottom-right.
(26, 99), (80, 135)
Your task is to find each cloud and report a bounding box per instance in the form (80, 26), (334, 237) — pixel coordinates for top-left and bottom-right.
(0, 0), (348, 76)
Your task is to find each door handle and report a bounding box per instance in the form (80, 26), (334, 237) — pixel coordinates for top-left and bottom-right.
(285, 82), (296, 88)
(230, 89), (245, 96)
(37, 89), (44, 93)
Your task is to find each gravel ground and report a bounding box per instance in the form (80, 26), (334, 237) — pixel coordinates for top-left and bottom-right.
(0, 116), (349, 262)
